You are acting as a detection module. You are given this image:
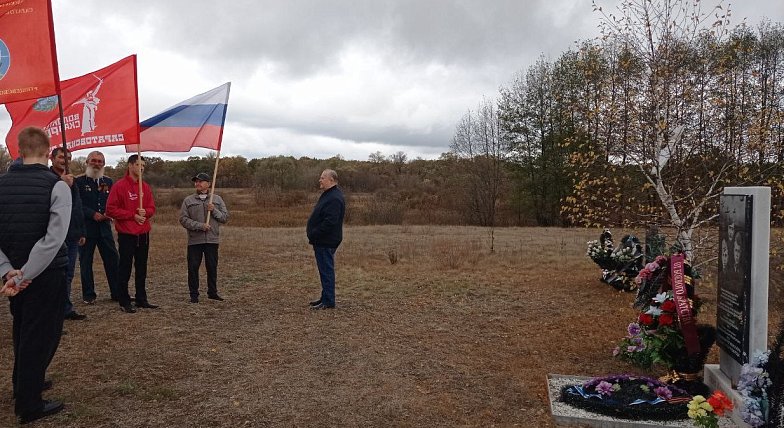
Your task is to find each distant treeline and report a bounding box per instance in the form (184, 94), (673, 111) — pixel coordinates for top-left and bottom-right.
(1, 16), (782, 229)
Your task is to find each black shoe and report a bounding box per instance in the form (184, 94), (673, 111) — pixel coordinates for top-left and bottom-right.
(120, 305), (136, 313)
(309, 299), (322, 307)
(190, 297), (199, 304)
(64, 311), (87, 321)
(19, 400), (64, 424)
(83, 298), (95, 305)
(135, 302), (159, 309)
(207, 295), (224, 301)
(311, 303), (335, 310)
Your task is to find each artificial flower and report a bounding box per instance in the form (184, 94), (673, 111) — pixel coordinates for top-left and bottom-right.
(661, 299), (676, 312)
(638, 314), (654, 326)
(654, 386), (672, 399)
(627, 323), (641, 336)
(658, 313), (674, 326)
(653, 292), (668, 303)
(596, 381), (613, 396)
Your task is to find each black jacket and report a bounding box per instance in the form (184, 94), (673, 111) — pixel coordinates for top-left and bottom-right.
(0, 164), (68, 269)
(51, 167), (86, 242)
(306, 186), (345, 248)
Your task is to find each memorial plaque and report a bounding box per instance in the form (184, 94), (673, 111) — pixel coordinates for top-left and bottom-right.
(716, 194), (753, 364)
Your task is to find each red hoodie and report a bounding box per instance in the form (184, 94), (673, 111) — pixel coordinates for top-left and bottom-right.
(106, 172), (156, 235)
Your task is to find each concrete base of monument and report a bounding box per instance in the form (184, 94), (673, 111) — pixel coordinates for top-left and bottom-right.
(703, 364), (752, 428)
(548, 373), (738, 428)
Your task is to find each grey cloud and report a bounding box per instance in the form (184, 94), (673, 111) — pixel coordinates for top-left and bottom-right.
(73, 0), (587, 78)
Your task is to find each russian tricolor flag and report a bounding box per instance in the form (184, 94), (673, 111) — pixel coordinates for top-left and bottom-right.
(127, 82), (230, 152)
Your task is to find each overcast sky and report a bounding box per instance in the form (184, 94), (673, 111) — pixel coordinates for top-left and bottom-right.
(2, 0), (782, 164)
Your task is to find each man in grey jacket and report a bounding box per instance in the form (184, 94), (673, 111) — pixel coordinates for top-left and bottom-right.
(179, 172), (229, 303)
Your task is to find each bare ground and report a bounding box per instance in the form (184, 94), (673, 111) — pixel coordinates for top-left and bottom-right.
(0, 225), (780, 427)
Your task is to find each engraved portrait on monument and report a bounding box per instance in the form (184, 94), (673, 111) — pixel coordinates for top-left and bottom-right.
(716, 194), (752, 363)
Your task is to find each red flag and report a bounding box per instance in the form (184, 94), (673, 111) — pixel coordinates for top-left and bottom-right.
(4, 55), (140, 158)
(0, 0), (60, 104)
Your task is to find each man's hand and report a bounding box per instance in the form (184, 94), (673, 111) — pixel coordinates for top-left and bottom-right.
(0, 281), (19, 297)
(202, 223), (212, 231)
(1, 270), (30, 296)
(93, 212), (107, 222)
(207, 203), (214, 212)
(62, 174), (75, 187)
(134, 214), (146, 225)
(137, 208), (146, 217)
(78, 237), (86, 246)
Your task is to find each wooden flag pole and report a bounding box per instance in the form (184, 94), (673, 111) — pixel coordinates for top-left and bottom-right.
(204, 81), (230, 226)
(56, 94), (69, 174)
(206, 150), (221, 225)
(137, 147), (144, 211)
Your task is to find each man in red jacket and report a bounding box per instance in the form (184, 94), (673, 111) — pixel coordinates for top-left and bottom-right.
(106, 155), (158, 312)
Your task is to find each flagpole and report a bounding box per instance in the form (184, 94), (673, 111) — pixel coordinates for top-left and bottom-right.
(206, 150), (221, 225)
(137, 147), (143, 212)
(205, 81), (230, 226)
(56, 95), (69, 173)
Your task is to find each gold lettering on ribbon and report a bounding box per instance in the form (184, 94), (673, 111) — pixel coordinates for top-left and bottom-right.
(671, 254), (700, 355)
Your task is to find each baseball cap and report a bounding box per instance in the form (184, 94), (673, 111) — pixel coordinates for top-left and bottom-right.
(191, 172), (211, 182)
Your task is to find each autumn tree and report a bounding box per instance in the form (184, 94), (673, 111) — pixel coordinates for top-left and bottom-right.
(567, 0), (742, 263)
(450, 98), (508, 251)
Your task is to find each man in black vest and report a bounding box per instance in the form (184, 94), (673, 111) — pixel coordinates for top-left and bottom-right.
(0, 127), (71, 424)
(306, 169), (345, 310)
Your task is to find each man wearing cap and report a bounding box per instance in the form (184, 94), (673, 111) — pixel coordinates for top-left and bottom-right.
(179, 172), (229, 303)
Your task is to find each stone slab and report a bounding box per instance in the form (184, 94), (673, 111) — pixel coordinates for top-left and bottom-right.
(547, 373), (738, 428)
(703, 364), (751, 428)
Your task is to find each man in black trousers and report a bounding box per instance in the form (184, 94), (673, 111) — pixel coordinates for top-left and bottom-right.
(0, 127), (71, 424)
(49, 147), (87, 320)
(306, 169), (345, 310)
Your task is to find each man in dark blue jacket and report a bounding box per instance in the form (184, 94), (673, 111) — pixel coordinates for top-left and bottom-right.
(306, 169), (345, 310)
(50, 147), (87, 320)
(75, 151), (120, 304)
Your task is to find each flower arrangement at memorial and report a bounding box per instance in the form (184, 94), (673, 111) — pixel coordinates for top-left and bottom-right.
(687, 391), (733, 428)
(586, 229), (643, 292)
(560, 374), (695, 420)
(614, 254), (715, 379)
(738, 350), (772, 427)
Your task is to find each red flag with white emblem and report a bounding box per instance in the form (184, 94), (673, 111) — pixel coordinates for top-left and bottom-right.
(4, 55), (140, 157)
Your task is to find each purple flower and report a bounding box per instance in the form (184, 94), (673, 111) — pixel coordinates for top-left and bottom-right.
(612, 347), (620, 356)
(627, 323), (641, 336)
(596, 381), (614, 396)
(654, 386), (672, 399)
(627, 345), (638, 353)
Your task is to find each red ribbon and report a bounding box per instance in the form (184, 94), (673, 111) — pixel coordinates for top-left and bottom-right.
(670, 254), (700, 355)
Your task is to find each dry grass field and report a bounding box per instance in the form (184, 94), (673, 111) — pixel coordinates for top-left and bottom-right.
(0, 195), (781, 426)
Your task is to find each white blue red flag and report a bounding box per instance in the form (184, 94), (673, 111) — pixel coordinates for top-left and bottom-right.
(128, 82), (231, 153)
